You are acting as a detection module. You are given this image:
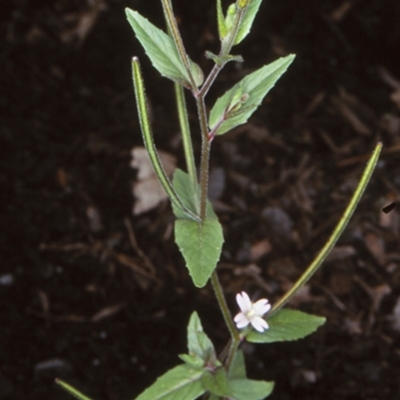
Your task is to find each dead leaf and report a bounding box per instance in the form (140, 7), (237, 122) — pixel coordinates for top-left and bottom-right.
(91, 303), (125, 322)
(131, 147), (176, 215)
(249, 238), (272, 261)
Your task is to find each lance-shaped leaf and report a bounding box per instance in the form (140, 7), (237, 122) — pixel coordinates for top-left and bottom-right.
(126, 8), (203, 87)
(187, 312), (216, 364)
(209, 54), (295, 135)
(133, 365), (206, 400)
(234, 0), (264, 45)
(55, 379), (93, 400)
(172, 170), (220, 287)
(246, 309), (326, 344)
(175, 218), (224, 288)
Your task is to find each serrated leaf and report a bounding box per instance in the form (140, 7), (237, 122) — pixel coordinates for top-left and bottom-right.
(234, 0), (263, 45)
(209, 54), (295, 135)
(55, 380), (93, 400)
(187, 312), (216, 364)
(229, 379), (274, 400)
(201, 367), (231, 397)
(133, 365), (206, 400)
(126, 8), (203, 87)
(175, 219), (223, 288)
(246, 309), (326, 343)
(172, 169), (216, 220)
(228, 349), (247, 380)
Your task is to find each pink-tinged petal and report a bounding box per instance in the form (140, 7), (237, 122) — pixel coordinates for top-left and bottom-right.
(236, 291), (252, 313)
(251, 317), (269, 332)
(234, 313), (250, 329)
(253, 299), (271, 316)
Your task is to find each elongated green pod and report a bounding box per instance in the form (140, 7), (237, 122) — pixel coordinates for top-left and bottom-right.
(271, 143), (382, 315)
(131, 57), (200, 222)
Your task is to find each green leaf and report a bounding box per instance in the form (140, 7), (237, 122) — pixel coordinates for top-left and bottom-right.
(178, 353), (204, 369)
(229, 379), (274, 400)
(246, 309), (326, 344)
(126, 8), (203, 87)
(201, 367), (231, 397)
(175, 219), (224, 288)
(133, 365), (206, 400)
(172, 169), (200, 218)
(55, 379), (93, 400)
(209, 54), (295, 135)
(234, 0), (263, 45)
(216, 0), (227, 40)
(187, 312), (216, 364)
(228, 349), (247, 380)
(172, 169), (217, 220)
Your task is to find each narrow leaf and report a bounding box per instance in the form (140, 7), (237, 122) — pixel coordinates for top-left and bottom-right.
(175, 219), (224, 288)
(201, 367), (231, 397)
(246, 309), (326, 343)
(55, 379), (93, 400)
(126, 8), (202, 87)
(216, 0), (227, 39)
(187, 312), (216, 363)
(133, 365), (206, 400)
(234, 0), (264, 45)
(229, 379), (274, 400)
(209, 54), (295, 135)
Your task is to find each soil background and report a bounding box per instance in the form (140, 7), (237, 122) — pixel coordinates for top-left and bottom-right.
(1, 0), (400, 399)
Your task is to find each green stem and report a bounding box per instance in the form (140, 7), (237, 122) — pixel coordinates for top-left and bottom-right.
(174, 83), (197, 189)
(196, 96), (211, 221)
(198, 64), (222, 98)
(270, 142), (382, 315)
(161, 0), (197, 91)
(211, 271), (241, 343)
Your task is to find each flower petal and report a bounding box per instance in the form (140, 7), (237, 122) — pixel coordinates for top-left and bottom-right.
(234, 312), (250, 329)
(253, 299), (271, 316)
(251, 316), (269, 332)
(236, 291), (252, 313)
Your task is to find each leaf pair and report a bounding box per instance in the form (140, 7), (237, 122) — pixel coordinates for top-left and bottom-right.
(134, 312), (274, 400)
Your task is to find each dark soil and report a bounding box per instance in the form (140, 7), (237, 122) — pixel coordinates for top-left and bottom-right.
(1, 0), (400, 399)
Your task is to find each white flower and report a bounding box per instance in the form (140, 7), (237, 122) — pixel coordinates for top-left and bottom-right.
(234, 291), (271, 333)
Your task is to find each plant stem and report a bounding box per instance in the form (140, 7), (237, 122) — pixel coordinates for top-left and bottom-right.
(174, 83), (197, 190)
(211, 271), (241, 343)
(196, 95), (211, 220)
(161, 0), (197, 91)
(270, 142), (382, 316)
(198, 64), (222, 98)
